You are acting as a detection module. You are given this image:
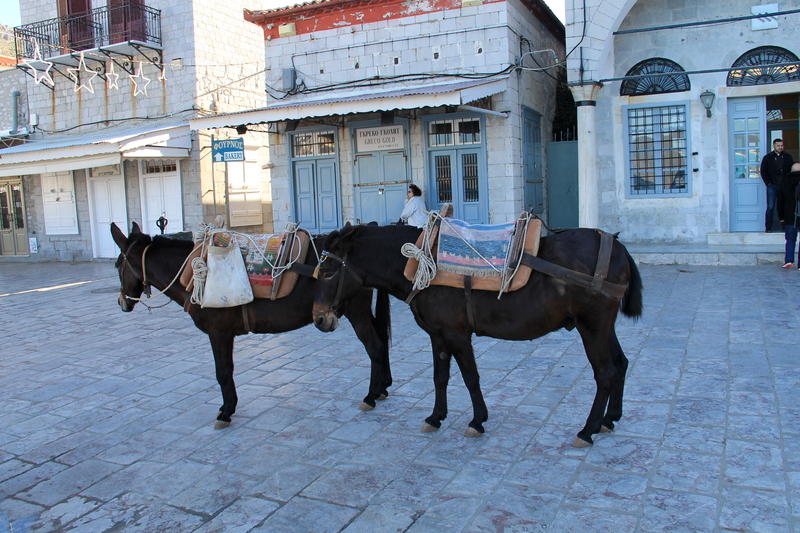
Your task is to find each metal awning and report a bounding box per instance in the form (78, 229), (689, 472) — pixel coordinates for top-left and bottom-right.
(190, 76), (509, 130)
(0, 122), (192, 177)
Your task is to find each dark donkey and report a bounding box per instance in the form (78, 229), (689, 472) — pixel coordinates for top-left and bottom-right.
(312, 224), (643, 447)
(111, 222), (392, 429)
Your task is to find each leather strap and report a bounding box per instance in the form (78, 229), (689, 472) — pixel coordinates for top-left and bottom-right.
(464, 275), (475, 332)
(520, 233), (627, 299)
(241, 303), (250, 333)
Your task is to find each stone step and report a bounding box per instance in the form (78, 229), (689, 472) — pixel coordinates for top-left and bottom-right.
(706, 232), (784, 245)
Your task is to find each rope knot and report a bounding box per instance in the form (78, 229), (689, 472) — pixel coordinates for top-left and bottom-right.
(401, 242), (436, 292)
(190, 257), (208, 305)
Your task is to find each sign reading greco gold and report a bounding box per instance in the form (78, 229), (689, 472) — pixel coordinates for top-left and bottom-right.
(355, 125), (405, 152)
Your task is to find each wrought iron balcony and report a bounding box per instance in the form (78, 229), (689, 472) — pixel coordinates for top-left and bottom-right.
(14, 2), (162, 63)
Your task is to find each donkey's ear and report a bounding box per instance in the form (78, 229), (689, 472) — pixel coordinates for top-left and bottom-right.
(111, 223), (128, 250)
(131, 222), (142, 236)
(343, 221), (353, 229)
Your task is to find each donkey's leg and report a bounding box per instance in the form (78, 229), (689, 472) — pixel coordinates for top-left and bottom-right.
(209, 331), (238, 429)
(344, 294), (391, 410)
(601, 330), (628, 432)
(423, 336), (451, 432)
(574, 321), (617, 447)
(450, 338), (488, 437)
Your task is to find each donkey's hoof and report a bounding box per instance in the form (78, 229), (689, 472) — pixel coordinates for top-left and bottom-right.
(378, 393), (388, 401)
(358, 402), (375, 411)
(214, 420), (231, 430)
(421, 422), (439, 433)
(601, 425), (613, 433)
(464, 427), (483, 438)
(572, 437), (592, 448)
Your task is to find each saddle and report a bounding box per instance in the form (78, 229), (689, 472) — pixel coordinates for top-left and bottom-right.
(180, 229), (311, 300)
(404, 213), (542, 293)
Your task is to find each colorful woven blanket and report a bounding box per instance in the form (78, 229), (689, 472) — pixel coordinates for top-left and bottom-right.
(211, 233), (283, 287)
(239, 234), (283, 287)
(437, 219), (516, 277)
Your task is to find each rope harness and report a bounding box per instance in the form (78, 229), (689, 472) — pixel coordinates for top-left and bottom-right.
(119, 239), (203, 312)
(318, 250), (363, 312)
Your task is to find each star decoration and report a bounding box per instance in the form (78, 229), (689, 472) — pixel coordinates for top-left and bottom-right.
(66, 52), (99, 93)
(21, 42), (54, 86)
(107, 61), (120, 90)
(130, 61), (151, 96)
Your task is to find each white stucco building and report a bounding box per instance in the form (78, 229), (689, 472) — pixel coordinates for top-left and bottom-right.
(0, 0), (271, 260)
(191, 0), (565, 232)
(566, 0), (800, 242)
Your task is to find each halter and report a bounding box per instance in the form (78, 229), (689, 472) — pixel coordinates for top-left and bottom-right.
(319, 250), (363, 312)
(119, 241), (152, 297)
(119, 239), (201, 310)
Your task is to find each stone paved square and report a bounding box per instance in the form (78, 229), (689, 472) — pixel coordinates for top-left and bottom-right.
(0, 261), (798, 531)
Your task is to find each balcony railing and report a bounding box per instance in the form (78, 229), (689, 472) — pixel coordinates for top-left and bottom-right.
(14, 2), (161, 62)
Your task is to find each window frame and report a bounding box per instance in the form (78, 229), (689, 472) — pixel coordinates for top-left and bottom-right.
(623, 101), (692, 199)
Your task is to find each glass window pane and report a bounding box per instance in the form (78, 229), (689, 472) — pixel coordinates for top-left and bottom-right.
(748, 133), (760, 147)
(627, 105), (687, 195)
(462, 153), (479, 202)
(12, 184), (23, 230)
(316, 133), (335, 155)
(435, 154), (453, 203)
(734, 165), (746, 179)
(747, 118), (759, 131)
(0, 187), (10, 230)
(733, 118), (745, 132)
(748, 148), (760, 163)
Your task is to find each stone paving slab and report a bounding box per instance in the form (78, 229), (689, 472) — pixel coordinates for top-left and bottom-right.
(1, 261), (799, 531)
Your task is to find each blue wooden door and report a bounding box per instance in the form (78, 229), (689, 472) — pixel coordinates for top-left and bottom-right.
(429, 149), (485, 224)
(523, 109), (543, 214)
(353, 151), (409, 225)
(294, 159), (341, 233)
(729, 98), (766, 232)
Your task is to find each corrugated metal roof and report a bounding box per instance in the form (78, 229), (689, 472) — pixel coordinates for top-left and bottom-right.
(190, 76), (509, 130)
(0, 120), (190, 157)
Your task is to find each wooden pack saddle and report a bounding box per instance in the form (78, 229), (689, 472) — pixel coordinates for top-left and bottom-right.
(180, 229), (311, 300)
(404, 213), (542, 294)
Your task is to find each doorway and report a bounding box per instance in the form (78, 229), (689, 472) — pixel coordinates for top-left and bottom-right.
(729, 93), (799, 232)
(88, 165), (128, 258)
(0, 179), (28, 256)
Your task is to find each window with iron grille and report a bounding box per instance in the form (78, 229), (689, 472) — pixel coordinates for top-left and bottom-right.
(428, 119), (481, 147)
(620, 58), (690, 96)
(624, 103), (690, 197)
(727, 46), (800, 86)
(291, 131), (335, 158)
(143, 160), (177, 173)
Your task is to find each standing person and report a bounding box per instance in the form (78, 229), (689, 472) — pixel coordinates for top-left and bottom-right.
(400, 184), (427, 228)
(761, 138), (794, 232)
(777, 162), (800, 269)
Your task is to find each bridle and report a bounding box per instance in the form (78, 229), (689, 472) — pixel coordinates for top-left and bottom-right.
(119, 241), (153, 299)
(318, 250), (363, 312)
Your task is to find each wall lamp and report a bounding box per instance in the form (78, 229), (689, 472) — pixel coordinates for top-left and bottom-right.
(700, 90), (715, 118)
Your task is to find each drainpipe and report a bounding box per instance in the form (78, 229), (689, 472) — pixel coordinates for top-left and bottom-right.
(10, 91), (20, 135)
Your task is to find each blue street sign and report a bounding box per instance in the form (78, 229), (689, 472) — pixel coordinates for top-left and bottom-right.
(212, 138), (245, 162)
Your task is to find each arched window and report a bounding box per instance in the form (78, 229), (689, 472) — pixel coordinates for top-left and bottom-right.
(727, 46), (800, 86)
(620, 58), (690, 96)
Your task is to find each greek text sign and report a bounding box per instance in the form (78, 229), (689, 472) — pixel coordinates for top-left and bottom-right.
(212, 138), (245, 162)
(355, 125), (405, 152)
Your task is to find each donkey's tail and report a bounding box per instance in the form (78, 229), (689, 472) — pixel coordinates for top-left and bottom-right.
(375, 290), (392, 349)
(621, 247), (643, 321)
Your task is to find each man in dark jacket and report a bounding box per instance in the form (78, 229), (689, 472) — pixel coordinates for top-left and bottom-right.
(761, 138), (794, 232)
(777, 162), (800, 269)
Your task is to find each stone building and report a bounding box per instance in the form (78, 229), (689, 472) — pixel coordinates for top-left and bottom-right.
(191, 0), (565, 232)
(566, 0), (800, 243)
(0, 0), (270, 260)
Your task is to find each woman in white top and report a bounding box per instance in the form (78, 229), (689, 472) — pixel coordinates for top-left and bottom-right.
(400, 184), (427, 228)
